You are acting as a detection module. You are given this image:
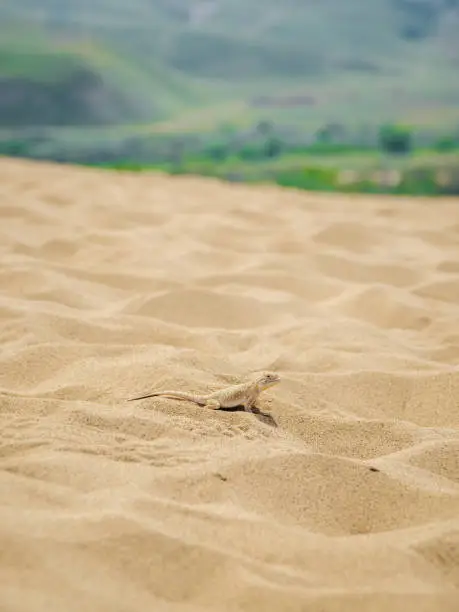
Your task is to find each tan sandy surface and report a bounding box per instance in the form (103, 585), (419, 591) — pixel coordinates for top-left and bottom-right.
(1, 157), (459, 612)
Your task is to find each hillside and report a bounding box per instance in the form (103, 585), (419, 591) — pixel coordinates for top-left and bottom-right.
(0, 26), (203, 128)
(0, 49), (141, 127)
(2, 1), (458, 78)
(0, 0), (459, 130)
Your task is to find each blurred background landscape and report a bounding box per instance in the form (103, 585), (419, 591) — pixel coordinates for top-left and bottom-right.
(1, 0), (458, 194)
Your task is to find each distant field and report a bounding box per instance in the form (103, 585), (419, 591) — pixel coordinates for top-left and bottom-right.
(87, 145), (459, 197)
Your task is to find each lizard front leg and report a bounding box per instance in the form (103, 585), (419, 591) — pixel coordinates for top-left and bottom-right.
(244, 398), (256, 413)
(204, 398), (221, 410)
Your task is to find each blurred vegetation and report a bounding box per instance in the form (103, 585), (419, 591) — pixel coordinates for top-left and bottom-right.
(2, 120), (457, 196)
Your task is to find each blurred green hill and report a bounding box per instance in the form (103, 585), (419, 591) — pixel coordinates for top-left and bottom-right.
(0, 0), (458, 129)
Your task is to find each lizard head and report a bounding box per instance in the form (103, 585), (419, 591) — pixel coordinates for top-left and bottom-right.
(254, 371), (280, 391)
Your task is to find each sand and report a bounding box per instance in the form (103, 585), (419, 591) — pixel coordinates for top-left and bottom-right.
(0, 157), (459, 612)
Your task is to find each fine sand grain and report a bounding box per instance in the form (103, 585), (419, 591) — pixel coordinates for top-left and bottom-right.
(1, 157), (459, 612)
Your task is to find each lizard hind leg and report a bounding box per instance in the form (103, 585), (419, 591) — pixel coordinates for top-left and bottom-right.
(204, 398), (221, 410)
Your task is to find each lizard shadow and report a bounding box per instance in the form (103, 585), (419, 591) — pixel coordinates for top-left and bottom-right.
(221, 405), (278, 428)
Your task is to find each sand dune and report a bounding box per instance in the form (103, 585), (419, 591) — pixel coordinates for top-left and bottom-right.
(1, 157), (459, 612)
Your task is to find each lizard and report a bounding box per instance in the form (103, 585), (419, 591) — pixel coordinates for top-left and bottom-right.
(127, 371), (280, 412)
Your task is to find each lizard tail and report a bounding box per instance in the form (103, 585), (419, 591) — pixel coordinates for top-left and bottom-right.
(127, 390), (206, 404)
